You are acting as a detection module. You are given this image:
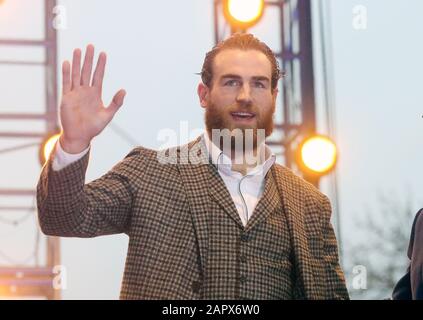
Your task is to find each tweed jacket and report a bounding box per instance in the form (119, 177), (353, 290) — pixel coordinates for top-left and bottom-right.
(36, 135), (349, 300)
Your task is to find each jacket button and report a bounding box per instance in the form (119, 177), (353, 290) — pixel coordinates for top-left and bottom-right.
(241, 234), (250, 242)
(239, 255), (247, 263)
(192, 281), (201, 294)
(239, 275), (247, 284)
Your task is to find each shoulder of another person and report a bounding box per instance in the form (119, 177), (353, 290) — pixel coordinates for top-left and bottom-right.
(413, 208), (423, 230)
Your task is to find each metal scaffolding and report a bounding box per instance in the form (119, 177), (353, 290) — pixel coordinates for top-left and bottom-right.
(0, 0), (60, 299)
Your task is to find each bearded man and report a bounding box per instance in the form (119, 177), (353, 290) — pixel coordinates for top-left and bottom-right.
(36, 33), (349, 300)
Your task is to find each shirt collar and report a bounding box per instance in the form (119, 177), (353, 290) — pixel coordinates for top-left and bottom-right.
(202, 130), (276, 177)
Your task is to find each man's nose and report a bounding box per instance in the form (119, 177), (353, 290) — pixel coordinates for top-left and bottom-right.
(236, 84), (253, 105)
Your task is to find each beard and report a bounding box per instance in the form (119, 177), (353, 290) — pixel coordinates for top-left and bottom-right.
(205, 100), (275, 152)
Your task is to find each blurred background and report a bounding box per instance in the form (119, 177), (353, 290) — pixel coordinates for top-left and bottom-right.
(0, 0), (422, 300)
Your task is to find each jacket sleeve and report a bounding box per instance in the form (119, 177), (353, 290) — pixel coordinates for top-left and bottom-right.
(36, 145), (149, 238)
(392, 208), (423, 300)
(320, 195), (350, 300)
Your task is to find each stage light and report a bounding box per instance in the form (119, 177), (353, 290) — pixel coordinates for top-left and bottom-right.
(39, 133), (61, 166)
(297, 135), (337, 176)
(223, 0), (265, 30)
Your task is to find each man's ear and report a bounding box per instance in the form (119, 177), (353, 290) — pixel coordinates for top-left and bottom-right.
(198, 83), (209, 109)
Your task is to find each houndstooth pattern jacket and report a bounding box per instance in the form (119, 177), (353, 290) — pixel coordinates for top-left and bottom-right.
(36, 135), (349, 300)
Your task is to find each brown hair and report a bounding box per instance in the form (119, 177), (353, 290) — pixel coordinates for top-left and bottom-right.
(200, 33), (283, 91)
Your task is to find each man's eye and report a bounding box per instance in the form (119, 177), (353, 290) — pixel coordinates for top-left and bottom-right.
(254, 81), (265, 88)
(225, 80), (240, 86)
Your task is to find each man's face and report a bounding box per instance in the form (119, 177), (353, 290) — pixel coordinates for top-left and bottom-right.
(198, 49), (278, 146)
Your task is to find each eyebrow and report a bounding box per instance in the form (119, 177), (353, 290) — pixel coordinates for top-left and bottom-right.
(220, 74), (270, 82)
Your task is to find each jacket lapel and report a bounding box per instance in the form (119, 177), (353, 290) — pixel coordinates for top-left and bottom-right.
(207, 170), (244, 229)
(176, 136), (243, 280)
(176, 136), (211, 280)
(244, 170), (279, 232)
(271, 166), (318, 299)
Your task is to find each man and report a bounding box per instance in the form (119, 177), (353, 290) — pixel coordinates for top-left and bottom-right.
(37, 33), (349, 299)
(392, 208), (423, 299)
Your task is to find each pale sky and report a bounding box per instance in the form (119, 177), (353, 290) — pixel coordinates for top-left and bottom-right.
(0, 0), (422, 299)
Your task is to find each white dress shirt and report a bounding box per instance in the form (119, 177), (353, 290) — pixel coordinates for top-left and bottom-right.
(202, 132), (276, 227)
(52, 132), (276, 227)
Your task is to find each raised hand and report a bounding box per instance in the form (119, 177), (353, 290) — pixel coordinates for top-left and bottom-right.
(59, 45), (126, 153)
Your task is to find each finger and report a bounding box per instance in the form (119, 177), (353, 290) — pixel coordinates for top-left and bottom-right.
(92, 52), (107, 90)
(81, 44), (95, 86)
(62, 60), (71, 94)
(71, 48), (82, 90)
(106, 89), (126, 118)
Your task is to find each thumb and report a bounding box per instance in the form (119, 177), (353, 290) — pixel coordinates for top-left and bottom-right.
(107, 89), (126, 117)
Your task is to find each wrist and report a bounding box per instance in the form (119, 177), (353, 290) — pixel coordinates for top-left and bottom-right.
(59, 135), (90, 154)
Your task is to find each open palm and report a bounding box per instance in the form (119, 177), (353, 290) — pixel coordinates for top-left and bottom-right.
(60, 45), (126, 153)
